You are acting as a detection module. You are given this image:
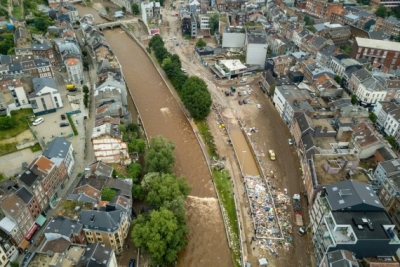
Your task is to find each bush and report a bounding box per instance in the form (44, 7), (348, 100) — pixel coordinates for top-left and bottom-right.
(0, 116), (17, 130)
(67, 115), (78, 136)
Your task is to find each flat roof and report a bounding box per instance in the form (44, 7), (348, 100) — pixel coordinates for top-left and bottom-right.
(356, 37), (400, 52)
(332, 211), (393, 240)
(219, 59), (247, 71)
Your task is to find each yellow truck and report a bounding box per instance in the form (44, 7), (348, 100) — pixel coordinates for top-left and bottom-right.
(66, 84), (77, 91)
(269, 150), (276, 160)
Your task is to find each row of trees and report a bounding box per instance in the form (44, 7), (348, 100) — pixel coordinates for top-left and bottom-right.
(131, 136), (191, 265)
(148, 35), (212, 120)
(83, 85), (89, 108)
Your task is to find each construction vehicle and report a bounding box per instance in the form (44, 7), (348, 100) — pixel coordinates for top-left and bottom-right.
(66, 84), (77, 91)
(293, 194), (304, 226)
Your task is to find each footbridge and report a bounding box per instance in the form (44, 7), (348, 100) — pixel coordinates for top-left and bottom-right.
(97, 19), (138, 30)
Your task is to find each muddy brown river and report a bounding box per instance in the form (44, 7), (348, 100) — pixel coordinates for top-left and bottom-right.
(102, 29), (232, 266)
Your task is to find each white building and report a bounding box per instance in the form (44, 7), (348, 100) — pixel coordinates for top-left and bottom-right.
(64, 57), (83, 85)
(141, 1), (160, 21)
(91, 122), (130, 165)
(355, 77), (387, 105)
(0, 245), (8, 267)
(222, 27), (246, 48)
(213, 59), (247, 79)
(246, 28), (268, 67)
(199, 15), (210, 30)
(29, 77), (63, 115)
(328, 56), (362, 77)
(8, 84), (29, 108)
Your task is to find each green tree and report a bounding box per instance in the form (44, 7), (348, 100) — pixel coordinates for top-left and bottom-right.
(132, 3), (140, 15)
(369, 112), (377, 124)
(105, 6), (110, 13)
(82, 50), (88, 57)
(128, 162), (142, 182)
(83, 60), (89, 70)
(351, 95), (358, 105)
(141, 172), (190, 208)
(101, 186), (117, 201)
(304, 15), (311, 25)
(128, 138), (146, 153)
(375, 4), (388, 18)
(145, 136), (175, 174)
(122, 6), (126, 12)
(126, 122), (141, 138)
(334, 75), (341, 84)
(209, 13), (219, 35)
(10, 262), (19, 267)
(181, 76), (212, 120)
(195, 38), (206, 48)
(83, 94), (89, 108)
(0, 116), (16, 130)
(82, 85), (89, 93)
(131, 208), (188, 265)
(385, 136), (398, 148)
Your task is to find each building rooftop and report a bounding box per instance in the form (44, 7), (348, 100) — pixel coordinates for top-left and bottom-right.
(53, 200), (94, 221)
(377, 159), (400, 178)
(78, 209), (123, 232)
(41, 237), (71, 254)
(352, 122), (382, 148)
(78, 243), (113, 267)
(42, 137), (72, 161)
(219, 59), (247, 71)
(247, 29), (266, 44)
(332, 210), (394, 240)
(44, 216), (83, 237)
(276, 84), (312, 100)
(325, 250), (359, 267)
(324, 180), (383, 211)
(32, 77), (58, 96)
(15, 186), (33, 204)
(356, 37), (400, 52)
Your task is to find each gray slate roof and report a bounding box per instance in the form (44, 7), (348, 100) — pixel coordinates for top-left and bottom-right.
(32, 77), (58, 95)
(325, 180), (383, 211)
(42, 137), (71, 160)
(15, 186), (33, 204)
(79, 209), (123, 232)
(66, 193), (97, 204)
(378, 159), (400, 178)
(78, 243), (113, 267)
(44, 216), (83, 236)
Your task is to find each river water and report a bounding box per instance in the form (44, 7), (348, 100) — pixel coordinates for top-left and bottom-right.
(101, 29), (232, 266)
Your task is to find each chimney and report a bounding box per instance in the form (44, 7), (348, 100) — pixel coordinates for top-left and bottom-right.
(90, 214), (95, 222)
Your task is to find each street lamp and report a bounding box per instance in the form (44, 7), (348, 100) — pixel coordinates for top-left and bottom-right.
(242, 150), (247, 174)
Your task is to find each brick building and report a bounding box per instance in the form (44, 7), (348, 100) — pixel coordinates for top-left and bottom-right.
(351, 37), (400, 70)
(305, 0), (343, 19)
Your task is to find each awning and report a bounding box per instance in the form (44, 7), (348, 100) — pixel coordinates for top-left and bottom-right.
(35, 215), (46, 227)
(19, 239), (30, 250)
(25, 223), (38, 240)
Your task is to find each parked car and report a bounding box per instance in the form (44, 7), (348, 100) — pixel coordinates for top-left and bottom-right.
(256, 104), (261, 109)
(129, 259), (136, 267)
(238, 100), (243, 105)
(61, 114), (66, 120)
(288, 139), (293, 145)
(59, 122), (70, 127)
(32, 117), (44, 126)
(269, 150), (276, 160)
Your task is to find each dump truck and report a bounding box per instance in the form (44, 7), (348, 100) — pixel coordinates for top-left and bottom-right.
(66, 84), (77, 91)
(293, 194), (304, 226)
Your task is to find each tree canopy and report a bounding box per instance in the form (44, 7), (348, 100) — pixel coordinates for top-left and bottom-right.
(132, 3), (140, 15)
(131, 208), (188, 265)
(351, 95), (358, 105)
(209, 13), (219, 35)
(375, 4), (388, 18)
(101, 186), (117, 201)
(369, 112), (377, 124)
(385, 136), (398, 148)
(141, 172), (190, 208)
(195, 38), (206, 48)
(145, 136), (176, 174)
(181, 76), (212, 120)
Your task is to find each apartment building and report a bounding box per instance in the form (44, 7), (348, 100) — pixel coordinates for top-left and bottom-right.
(0, 246), (8, 267)
(310, 180), (400, 265)
(328, 54), (362, 78)
(78, 208), (130, 255)
(371, 0), (400, 8)
(31, 44), (56, 66)
(348, 68), (372, 93)
(351, 38), (400, 70)
(42, 137), (75, 176)
(246, 28), (268, 67)
(305, 0), (343, 19)
(271, 55), (293, 76)
(354, 76), (386, 105)
(44, 216), (86, 244)
(375, 16), (400, 39)
(351, 122), (386, 159)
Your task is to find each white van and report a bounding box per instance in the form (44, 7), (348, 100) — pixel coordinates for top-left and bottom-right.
(181, 68), (187, 73)
(32, 117), (44, 126)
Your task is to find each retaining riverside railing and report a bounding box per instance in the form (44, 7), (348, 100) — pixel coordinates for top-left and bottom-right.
(118, 25), (240, 265)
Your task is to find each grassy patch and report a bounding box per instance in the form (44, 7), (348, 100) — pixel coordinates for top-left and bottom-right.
(212, 170), (241, 267)
(13, 5), (22, 20)
(0, 172), (5, 181)
(27, 25), (44, 35)
(0, 109), (33, 140)
(195, 120), (218, 158)
(0, 142), (17, 154)
(67, 115), (78, 136)
(30, 143), (41, 152)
